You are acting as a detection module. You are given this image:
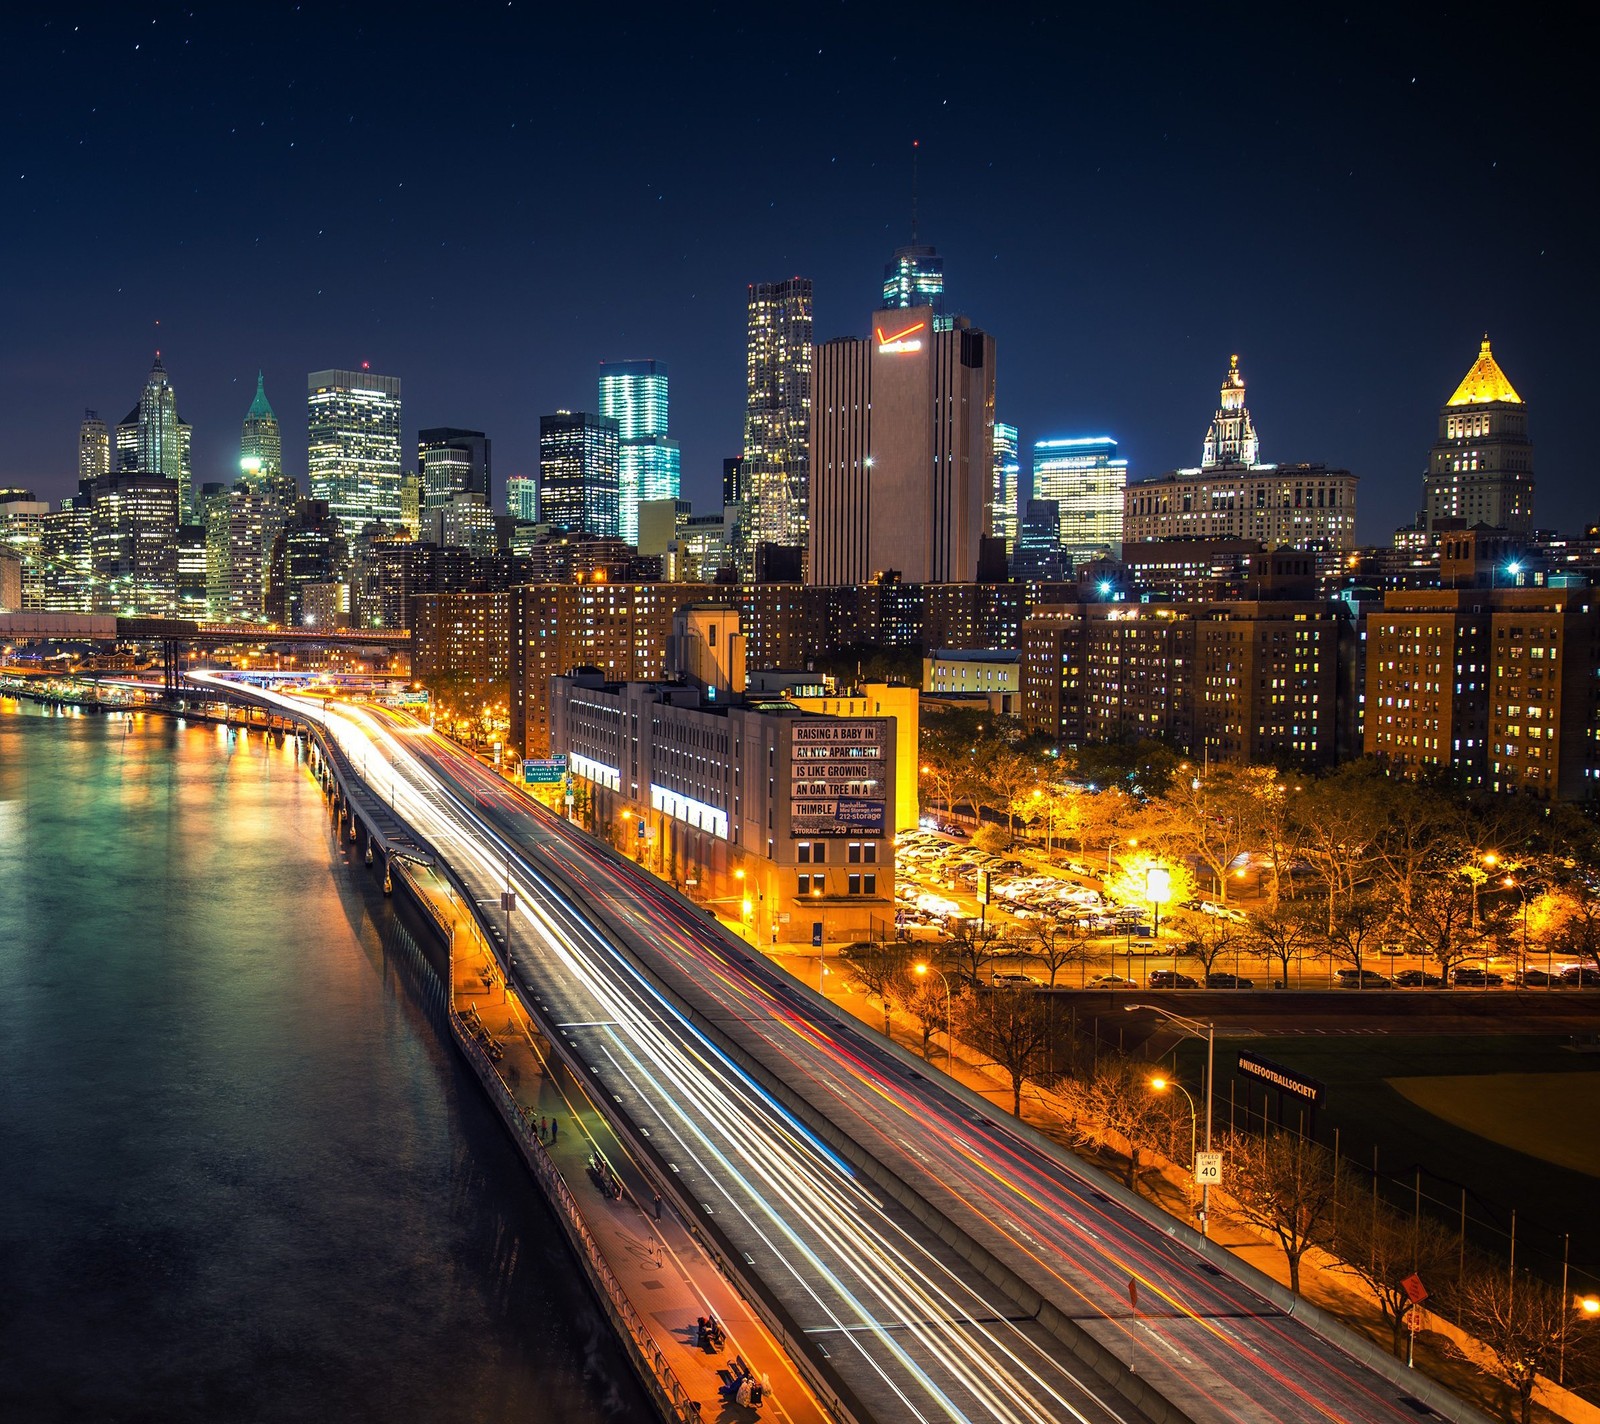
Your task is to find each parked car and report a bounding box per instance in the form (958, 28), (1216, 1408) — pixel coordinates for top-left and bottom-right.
(1394, 969), (1444, 987)
(1205, 972), (1255, 989)
(1149, 970), (1198, 989)
(1561, 965), (1600, 986)
(1451, 967), (1504, 987)
(1335, 968), (1392, 988)
(1198, 901), (1249, 924)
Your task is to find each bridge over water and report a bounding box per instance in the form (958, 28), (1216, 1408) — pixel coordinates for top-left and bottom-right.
(0, 612), (411, 689)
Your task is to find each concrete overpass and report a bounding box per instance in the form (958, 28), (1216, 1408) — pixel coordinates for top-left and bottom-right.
(0, 612), (411, 689)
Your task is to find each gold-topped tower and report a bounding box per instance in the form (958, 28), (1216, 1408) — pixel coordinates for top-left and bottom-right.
(1422, 336), (1532, 534)
(1447, 335), (1523, 407)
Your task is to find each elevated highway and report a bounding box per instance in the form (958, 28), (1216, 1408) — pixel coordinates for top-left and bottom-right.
(194, 671), (1493, 1424)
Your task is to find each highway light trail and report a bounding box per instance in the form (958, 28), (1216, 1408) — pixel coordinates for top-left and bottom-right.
(203, 678), (1135, 1424)
(196, 675), (1485, 1424)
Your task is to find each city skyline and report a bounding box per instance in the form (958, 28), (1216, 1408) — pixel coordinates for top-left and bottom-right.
(2, 5), (1590, 540)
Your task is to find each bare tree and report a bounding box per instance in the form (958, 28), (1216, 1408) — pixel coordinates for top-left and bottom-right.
(1246, 773), (1300, 911)
(1140, 767), (1261, 905)
(1025, 915), (1090, 988)
(1398, 870), (1483, 982)
(1323, 889), (1396, 981)
(1370, 783), (1460, 913)
(1216, 1129), (1340, 1294)
(1548, 887), (1600, 974)
(1248, 902), (1319, 989)
(945, 919), (1004, 990)
(959, 987), (1055, 1117)
(1456, 1265), (1594, 1424)
(1329, 1194), (1457, 1359)
(985, 749), (1042, 834)
(1056, 1053), (1177, 1194)
(892, 966), (952, 1059)
(843, 939), (910, 1036)
(1293, 766), (1383, 930)
(1183, 917), (1240, 978)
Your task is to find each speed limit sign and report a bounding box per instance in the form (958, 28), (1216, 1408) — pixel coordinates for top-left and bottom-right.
(1194, 1151), (1223, 1185)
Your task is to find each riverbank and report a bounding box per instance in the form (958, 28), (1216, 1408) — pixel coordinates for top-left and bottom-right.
(380, 851), (827, 1424)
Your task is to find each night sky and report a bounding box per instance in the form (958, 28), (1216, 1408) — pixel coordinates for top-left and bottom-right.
(3, 3), (1592, 540)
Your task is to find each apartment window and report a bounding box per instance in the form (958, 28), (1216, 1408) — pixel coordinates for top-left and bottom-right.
(848, 873), (861, 895)
(863, 873), (877, 896)
(797, 842), (812, 864)
(798, 873), (812, 895)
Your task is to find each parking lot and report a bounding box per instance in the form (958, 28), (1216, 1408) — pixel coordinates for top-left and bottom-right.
(892, 828), (1597, 991)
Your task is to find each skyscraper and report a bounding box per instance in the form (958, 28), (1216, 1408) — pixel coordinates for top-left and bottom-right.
(240, 372), (283, 482)
(1421, 336), (1533, 534)
(115, 355), (192, 487)
(506, 475), (539, 523)
(1032, 436), (1128, 565)
(90, 471), (180, 614)
(418, 427), (492, 512)
(79, 411), (109, 486)
(809, 307), (995, 586)
(1201, 355), (1261, 469)
(1124, 360), (1356, 549)
(307, 368), (403, 542)
(598, 359), (679, 544)
(538, 411), (620, 538)
(742, 278), (814, 567)
(882, 245), (946, 321)
(205, 485), (266, 621)
(990, 421), (1020, 553)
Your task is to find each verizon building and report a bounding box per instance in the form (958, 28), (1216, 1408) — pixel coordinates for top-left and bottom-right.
(809, 307), (995, 585)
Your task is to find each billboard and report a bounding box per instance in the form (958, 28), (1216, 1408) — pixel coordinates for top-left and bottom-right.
(790, 721), (888, 837)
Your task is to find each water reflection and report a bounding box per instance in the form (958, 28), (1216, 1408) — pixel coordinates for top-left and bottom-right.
(0, 703), (644, 1422)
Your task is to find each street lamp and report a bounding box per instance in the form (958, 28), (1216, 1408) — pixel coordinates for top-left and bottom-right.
(1150, 1075), (1198, 1181)
(914, 962), (954, 1060)
(1126, 1004), (1215, 1236)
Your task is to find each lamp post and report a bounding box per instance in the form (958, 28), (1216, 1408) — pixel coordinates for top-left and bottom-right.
(914, 962), (954, 1060)
(1151, 1075), (1198, 1178)
(813, 885), (825, 991)
(1106, 835), (1137, 876)
(1126, 1003), (1215, 1236)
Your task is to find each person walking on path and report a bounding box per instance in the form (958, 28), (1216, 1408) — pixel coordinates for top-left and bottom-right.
(653, 1192), (663, 1220)
(550, 1117), (559, 1141)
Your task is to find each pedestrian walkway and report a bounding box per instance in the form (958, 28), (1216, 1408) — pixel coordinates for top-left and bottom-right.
(401, 862), (827, 1424)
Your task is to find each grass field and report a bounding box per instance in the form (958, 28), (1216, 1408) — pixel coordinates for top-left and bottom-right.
(1388, 1072), (1600, 1178)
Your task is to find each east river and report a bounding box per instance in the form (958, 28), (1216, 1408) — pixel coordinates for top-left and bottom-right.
(0, 700), (647, 1422)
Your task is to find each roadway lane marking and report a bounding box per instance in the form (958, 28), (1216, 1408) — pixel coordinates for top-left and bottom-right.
(558, 1019), (620, 1028)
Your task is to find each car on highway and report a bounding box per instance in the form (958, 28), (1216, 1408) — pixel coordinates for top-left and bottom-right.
(1148, 970), (1197, 989)
(1451, 966), (1504, 987)
(1515, 967), (1562, 986)
(991, 971), (1044, 988)
(1394, 969), (1444, 987)
(1087, 973), (1137, 988)
(1205, 972), (1255, 989)
(1561, 965), (1600, 986)
(1335, 968), (1392, 988)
